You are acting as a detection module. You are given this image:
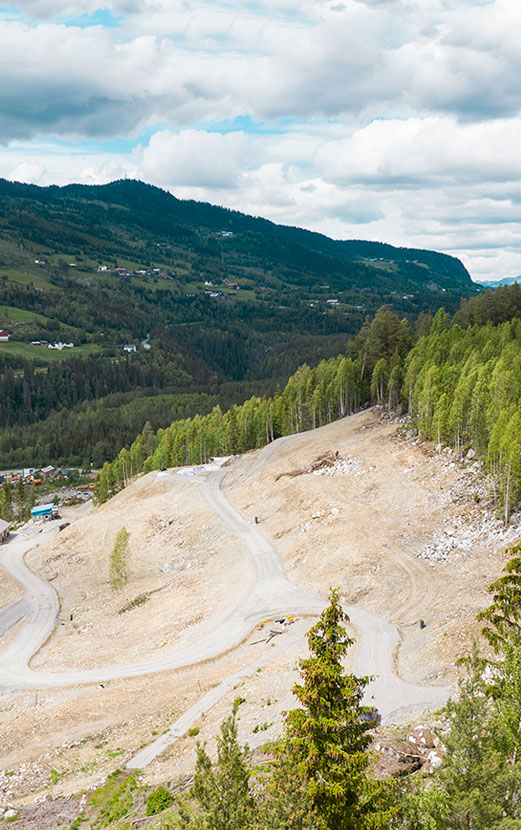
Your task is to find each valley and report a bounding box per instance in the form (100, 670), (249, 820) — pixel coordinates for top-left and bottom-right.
(0, 178), (478, 469)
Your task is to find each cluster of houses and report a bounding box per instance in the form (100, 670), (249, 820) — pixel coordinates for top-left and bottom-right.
(203, 280), (242, 299)
(30, 341), (75, 350)
(0, 332), (77, 349)
(0, 466), (61, 486)
(101, 265), (176, 280)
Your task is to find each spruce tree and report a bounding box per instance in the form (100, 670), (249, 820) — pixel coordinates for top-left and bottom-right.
(437, 641), (509, 829)
(270, 588), (396, 830)
(190, 698), (255, 830)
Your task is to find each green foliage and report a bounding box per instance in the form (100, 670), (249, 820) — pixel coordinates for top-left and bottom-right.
(437, 641), (509, 829)
(190, 698), (255, 830)
(69, 814), (87, 830)
(397, 574), (521, 830)
(146, 787), (175, 816)
(252, 722), (271, 733)
(478, 541), (521, 649)
(262, 588), (396, 829)
(88, 770), (139, 828)
(0, 177), (476, 466)
(109, 528), (130, 594)
(391, 782), (449, 830)
(404, 316), (521, 517)
(95, 351), (369, 502)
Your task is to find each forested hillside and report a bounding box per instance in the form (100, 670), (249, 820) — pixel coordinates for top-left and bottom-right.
(96, 284), (521, 523)
(0, 177), (478, 466)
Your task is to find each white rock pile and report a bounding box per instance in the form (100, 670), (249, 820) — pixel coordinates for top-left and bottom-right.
(415, 514), (520, 562)
(313, 457), (361, 477)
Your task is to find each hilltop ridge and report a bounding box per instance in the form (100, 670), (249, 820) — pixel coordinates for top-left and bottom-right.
(0, 177), (478, 468)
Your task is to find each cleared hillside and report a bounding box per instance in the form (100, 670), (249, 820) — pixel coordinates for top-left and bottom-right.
(1, 409), (517, 804)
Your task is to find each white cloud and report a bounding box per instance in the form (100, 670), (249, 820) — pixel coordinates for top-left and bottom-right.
(1, 0), (521, 280)
(9, 160), (45, 183)
(138, 129), (252, 188)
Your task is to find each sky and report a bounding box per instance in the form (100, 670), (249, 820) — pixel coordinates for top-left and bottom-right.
(0, 1), (520, 282)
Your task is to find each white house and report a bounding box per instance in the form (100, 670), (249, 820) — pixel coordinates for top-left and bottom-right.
(0, 330), (9, 342)
(123, 344), (137, 353)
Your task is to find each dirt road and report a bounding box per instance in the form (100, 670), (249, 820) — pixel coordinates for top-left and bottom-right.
(0, 436), (452, 773)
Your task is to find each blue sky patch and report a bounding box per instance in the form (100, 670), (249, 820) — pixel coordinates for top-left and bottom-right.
(57, 8), (123, 28)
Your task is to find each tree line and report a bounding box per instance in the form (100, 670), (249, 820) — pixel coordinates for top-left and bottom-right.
(95, 285), (521, 523)
(402, 308), (521, 519)
(94, 309), (414, 502)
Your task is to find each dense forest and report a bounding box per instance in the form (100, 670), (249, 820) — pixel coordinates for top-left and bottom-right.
(0, 177), (479, 467)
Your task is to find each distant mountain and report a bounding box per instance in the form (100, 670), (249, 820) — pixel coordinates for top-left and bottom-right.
(0, 177), (479, 467)
(478, 276), (521, 289)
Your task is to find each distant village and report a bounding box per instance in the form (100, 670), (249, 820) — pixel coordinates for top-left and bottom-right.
(0, 245), (249, 354)
(0, 464), (95, 540)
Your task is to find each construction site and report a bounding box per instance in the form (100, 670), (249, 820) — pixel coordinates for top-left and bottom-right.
(0, 408), (518, 819)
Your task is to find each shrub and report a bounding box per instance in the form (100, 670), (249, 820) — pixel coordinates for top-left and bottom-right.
(146, 786), (174, 816)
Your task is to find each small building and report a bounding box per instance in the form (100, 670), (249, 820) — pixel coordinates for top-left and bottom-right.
(326, 299), (339, 305)
(97, 265), (108, 272)
(0, 330), (9, 342)
(123, 344), (137, 353)
(23, 468), (36, 481)
(0, 519), (10, 543)
(48, 342), (74, 350)
(31, 503), (58, 522)
(38, 465), (56, 479)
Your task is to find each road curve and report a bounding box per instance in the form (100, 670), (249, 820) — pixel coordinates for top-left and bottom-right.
(0, 437), (452, 744)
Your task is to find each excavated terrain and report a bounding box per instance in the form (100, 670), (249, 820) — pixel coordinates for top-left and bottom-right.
(0, 409), (518, 809)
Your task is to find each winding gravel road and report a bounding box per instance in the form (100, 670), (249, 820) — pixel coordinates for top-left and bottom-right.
(0, 438), (453, 767)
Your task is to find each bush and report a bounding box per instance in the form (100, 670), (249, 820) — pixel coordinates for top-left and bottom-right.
(146, 786), (174, 816)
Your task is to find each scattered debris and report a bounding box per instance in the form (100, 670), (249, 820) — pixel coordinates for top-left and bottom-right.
(415, 514), (520, 562)
(251, 615), (295, 645)
(313, 457), (361, 477)
(372, 724), (443, 777)
(277, 451), (341, 479)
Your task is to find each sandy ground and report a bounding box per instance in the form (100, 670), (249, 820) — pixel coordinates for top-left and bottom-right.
(227, 411), (518, 684)
(0, 566), (23, 613)
(28, 475), (254, 670)
(1, 409), (519, 805)
(0, 615), (335, 803)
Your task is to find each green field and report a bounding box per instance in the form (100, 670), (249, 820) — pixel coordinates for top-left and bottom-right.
(0, 341), (101, 362)
(0, 304), (51, 324)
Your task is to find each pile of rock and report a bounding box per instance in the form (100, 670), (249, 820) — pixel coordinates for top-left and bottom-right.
(313, 457), (361, 477)
(372, 724), (444, 777)
(415, 511), (520, 563)
(0, 805), (19, 820)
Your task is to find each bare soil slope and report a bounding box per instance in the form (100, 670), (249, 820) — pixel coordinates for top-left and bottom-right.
(227, 410), (519, 683)
(29, 474), (254, 670)
(1, 409), (519, 805)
